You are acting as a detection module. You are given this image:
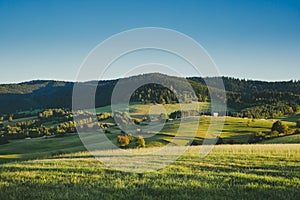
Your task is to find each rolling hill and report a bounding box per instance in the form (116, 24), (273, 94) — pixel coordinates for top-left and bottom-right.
(0, 73), (300, 118)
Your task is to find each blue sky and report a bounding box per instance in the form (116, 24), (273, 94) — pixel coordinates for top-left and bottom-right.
(0, 0), (299, 83)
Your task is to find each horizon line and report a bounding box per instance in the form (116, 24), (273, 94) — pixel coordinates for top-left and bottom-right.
(0, 72), (299, 85)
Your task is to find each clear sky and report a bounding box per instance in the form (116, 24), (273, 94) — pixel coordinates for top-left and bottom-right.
(0, 0), (300, 83)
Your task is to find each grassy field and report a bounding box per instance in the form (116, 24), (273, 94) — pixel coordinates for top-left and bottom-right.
(0, 134), (85, 163)
(95, 102), (210, 115)
(95, 103), (299, 146)
(102, 116), (298, 146)
(1, 105), (300, 199)
(261, 134), (300, 144)
(0, 110), (299, 160)
(0, 144), (299, 199)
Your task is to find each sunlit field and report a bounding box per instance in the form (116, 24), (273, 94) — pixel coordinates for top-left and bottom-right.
(1, 103), (299, 199)
(0, 144), (299, 199)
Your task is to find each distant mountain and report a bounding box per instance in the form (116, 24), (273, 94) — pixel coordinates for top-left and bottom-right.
(0, 73), (300, 118)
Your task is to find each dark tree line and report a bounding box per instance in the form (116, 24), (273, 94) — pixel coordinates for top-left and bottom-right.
(228, 102), (300, 119)
(0, 109), (97, 141)
(169, 110), (200, 119)
(0, 73), (300, 119)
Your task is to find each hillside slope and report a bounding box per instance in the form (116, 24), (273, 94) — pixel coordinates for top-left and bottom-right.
(0, 73), (299, 116)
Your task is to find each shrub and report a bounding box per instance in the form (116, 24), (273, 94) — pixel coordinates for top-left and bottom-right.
(286, 129), (295, 135)
(142, 116), (150, 122)
(8, 115), (13, 122)
(269, 131), (279, 138)
(133, 118), (141, 124)
(136, 135), (146, 148)
(127, 134), (134, 141)
(97, 112), (111, 121)
(257, 131), (266, 137)
(117, 135), (130, 147)
(271, 121), (288, 133)
(294, 129), (300, 134)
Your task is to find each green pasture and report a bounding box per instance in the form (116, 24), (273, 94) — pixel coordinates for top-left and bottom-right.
(0, 144), (299, 199)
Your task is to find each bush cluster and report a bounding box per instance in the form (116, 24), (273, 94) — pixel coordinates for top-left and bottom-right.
(117, 134), (146, 148)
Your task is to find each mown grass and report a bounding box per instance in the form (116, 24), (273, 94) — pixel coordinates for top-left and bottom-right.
(0, 144), (299, 200)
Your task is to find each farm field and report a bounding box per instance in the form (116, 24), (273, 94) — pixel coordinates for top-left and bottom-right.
(0, 144), (299, 199)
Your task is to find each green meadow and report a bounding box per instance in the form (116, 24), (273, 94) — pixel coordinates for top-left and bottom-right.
(0, 104), (300, 199)
(0, 144), (299, 199)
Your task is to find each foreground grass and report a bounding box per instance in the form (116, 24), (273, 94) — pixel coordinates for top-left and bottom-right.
(0, 144), (299, 200)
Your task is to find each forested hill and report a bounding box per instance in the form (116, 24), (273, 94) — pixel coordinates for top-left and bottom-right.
(190, 77), (300, 94)
(0, 80), (73, 94)
(0, 73), (300, 118)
